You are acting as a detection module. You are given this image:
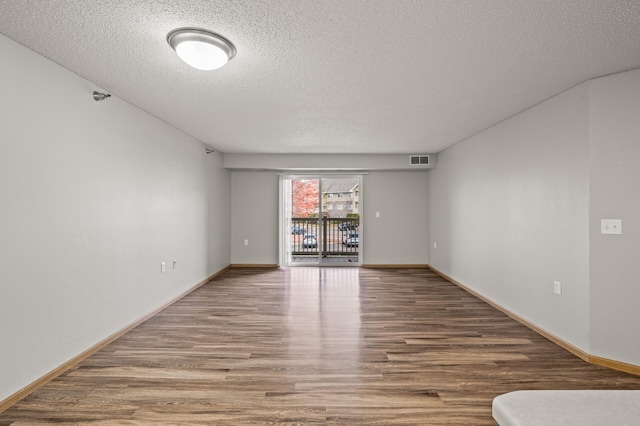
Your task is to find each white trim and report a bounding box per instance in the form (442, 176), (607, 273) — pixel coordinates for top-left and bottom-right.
(278, 174), (293, 266)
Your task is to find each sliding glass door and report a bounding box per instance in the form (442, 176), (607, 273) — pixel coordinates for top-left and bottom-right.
(281, 175), (361, 266)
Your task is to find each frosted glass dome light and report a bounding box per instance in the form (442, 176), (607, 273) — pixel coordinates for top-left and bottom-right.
(167, 28), (236, 71)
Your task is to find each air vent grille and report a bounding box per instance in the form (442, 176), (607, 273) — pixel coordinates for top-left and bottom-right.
(410, 155), (430, 165)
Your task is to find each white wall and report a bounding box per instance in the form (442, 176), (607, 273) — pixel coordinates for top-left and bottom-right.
(588, 70), (640, 366)
(224, 153), (436, 170)
(429, 84), (591, 351)
(0, 34), (231, 402)
(363, 171), (430, 265)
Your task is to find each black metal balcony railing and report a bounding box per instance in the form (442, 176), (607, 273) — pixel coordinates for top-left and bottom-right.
(291, 217), (359, 257)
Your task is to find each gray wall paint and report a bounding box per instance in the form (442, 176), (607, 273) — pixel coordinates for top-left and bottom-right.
(229, 171), (430, 265)
(230, 171), (279, 264)
(0, 34), (231, 402)
(363, 171), (430, 265)
(207, 153), (232, 273)
(429, 84), (591, 351)
(430, 68), (640, 366)
(589, 70), (640, 366)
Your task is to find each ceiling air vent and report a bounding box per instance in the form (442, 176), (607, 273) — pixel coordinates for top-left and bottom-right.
(410, 155), (430, 166)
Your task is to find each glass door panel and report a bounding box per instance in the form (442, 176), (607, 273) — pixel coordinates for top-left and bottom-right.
(290, 178), (321, 264)
(286, 175), (361, 266)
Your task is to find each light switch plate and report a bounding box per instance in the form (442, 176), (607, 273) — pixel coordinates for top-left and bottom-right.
(554, 280), (562, 295)
(601, 219), (622, 235)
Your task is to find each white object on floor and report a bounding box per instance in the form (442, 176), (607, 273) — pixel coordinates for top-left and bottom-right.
(493, 390), (640, 426)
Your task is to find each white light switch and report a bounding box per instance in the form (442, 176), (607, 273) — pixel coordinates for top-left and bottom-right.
(244, 239), (249, 246)
(375, 211), (380, 218)
(601, 219), (622, 235)
(161, 262), (166, 273)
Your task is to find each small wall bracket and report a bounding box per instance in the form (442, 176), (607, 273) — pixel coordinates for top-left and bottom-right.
(93, 91), (111, 101)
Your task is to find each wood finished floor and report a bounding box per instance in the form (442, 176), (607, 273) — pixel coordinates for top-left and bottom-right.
(2, 267), (640, 425)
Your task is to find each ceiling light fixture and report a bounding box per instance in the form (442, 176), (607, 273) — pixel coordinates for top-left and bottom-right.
(167, 27), (236, 71)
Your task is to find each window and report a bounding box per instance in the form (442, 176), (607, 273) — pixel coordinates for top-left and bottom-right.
(337, 204), (343, 210)
(327, 204), (333, 210)
(349, 193), (354, 198)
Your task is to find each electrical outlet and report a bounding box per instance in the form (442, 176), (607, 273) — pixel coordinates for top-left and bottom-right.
(554, 280), (562, 295)
(161, 262), (166, 273)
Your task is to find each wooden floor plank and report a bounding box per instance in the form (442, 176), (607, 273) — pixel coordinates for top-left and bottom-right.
(2, 267), (640, 425)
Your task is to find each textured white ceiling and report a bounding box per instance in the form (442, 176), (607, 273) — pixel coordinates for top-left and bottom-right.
(2, 1), (640, 154)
